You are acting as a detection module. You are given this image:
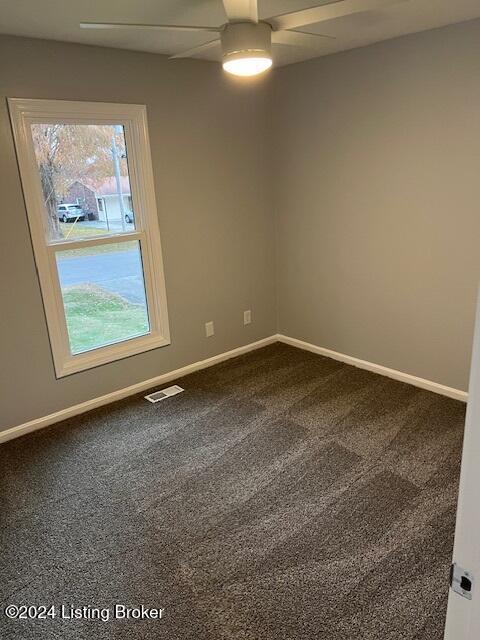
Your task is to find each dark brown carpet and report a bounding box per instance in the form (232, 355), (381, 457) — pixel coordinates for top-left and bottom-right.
(0, 343), (465, 639)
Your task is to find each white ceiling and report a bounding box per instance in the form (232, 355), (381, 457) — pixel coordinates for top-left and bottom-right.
(1, 0), (480, 67)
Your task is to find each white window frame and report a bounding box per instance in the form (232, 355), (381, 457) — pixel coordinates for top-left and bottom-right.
(9, 98), (170, 378)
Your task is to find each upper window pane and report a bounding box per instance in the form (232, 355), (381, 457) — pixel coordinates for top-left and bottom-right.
(30, 123), (136, 243)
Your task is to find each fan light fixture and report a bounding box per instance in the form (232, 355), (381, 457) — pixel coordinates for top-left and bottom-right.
(80, 0), (408, 80)
(221, 22), (272, 77)
(222, 53), (272, 77)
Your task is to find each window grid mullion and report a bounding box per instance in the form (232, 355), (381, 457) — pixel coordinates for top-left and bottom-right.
(46, 231), (146, 254)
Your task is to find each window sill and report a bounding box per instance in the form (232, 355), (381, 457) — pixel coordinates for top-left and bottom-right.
(55, 333), (171, 378)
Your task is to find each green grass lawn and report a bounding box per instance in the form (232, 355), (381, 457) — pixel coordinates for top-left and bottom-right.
(59, 222), (106, 239)
(62, 284), (149, 354)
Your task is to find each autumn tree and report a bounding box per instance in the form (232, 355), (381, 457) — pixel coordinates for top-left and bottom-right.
(31, 124), (127, 240)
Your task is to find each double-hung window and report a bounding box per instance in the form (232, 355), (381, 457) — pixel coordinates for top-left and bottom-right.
(9, 99), (170, 377)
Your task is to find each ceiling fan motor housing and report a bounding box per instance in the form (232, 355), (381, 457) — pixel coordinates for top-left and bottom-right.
(221, 21), (272, 64)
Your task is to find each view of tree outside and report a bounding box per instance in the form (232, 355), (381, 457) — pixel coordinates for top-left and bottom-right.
(30, 123), (128, 241)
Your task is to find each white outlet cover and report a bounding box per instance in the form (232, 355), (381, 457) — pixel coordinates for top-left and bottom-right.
(205, 321), (214, 337)
(244, 310), (252, 325)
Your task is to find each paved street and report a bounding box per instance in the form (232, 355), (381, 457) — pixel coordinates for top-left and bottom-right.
(57, 247), (146, 304)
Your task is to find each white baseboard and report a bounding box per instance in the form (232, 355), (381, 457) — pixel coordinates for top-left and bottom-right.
(1, 332), (467, 445)
(277, 334), (468, 403)
(0, 335), (277, 444)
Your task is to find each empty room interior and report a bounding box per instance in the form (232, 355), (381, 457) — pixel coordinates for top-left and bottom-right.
(2, 1), (480, 638)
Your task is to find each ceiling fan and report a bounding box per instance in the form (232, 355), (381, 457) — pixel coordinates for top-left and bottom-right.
(81, 0), (407, 77)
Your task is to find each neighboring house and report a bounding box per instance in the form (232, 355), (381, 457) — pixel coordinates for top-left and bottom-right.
(65, 180), (99, 219)
(65, 176), (133, 224)
(93, 176), (133, 224)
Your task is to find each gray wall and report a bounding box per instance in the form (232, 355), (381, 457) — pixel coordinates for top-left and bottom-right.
(0, 35), (276, 430)
(272, 19), (480, 391)
(2, 20), (480, 432)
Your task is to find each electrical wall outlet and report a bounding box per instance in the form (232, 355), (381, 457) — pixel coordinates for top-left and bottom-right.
(244, 310), (252, 325)
(205, 321), (214, 337)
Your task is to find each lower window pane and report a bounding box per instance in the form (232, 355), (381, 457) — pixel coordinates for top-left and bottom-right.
(55, 240), (150, 355)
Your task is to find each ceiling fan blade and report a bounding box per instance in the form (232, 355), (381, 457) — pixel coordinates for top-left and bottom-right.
(268, 0), (408, 31)
(80, 22), (220, 33)
(221, 0), (258, 23)
(272, 30), (336, 48)
(169, 39), (221, 59)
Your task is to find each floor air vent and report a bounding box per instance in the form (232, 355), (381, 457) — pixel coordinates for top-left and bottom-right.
(145, 385), (184, 403)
